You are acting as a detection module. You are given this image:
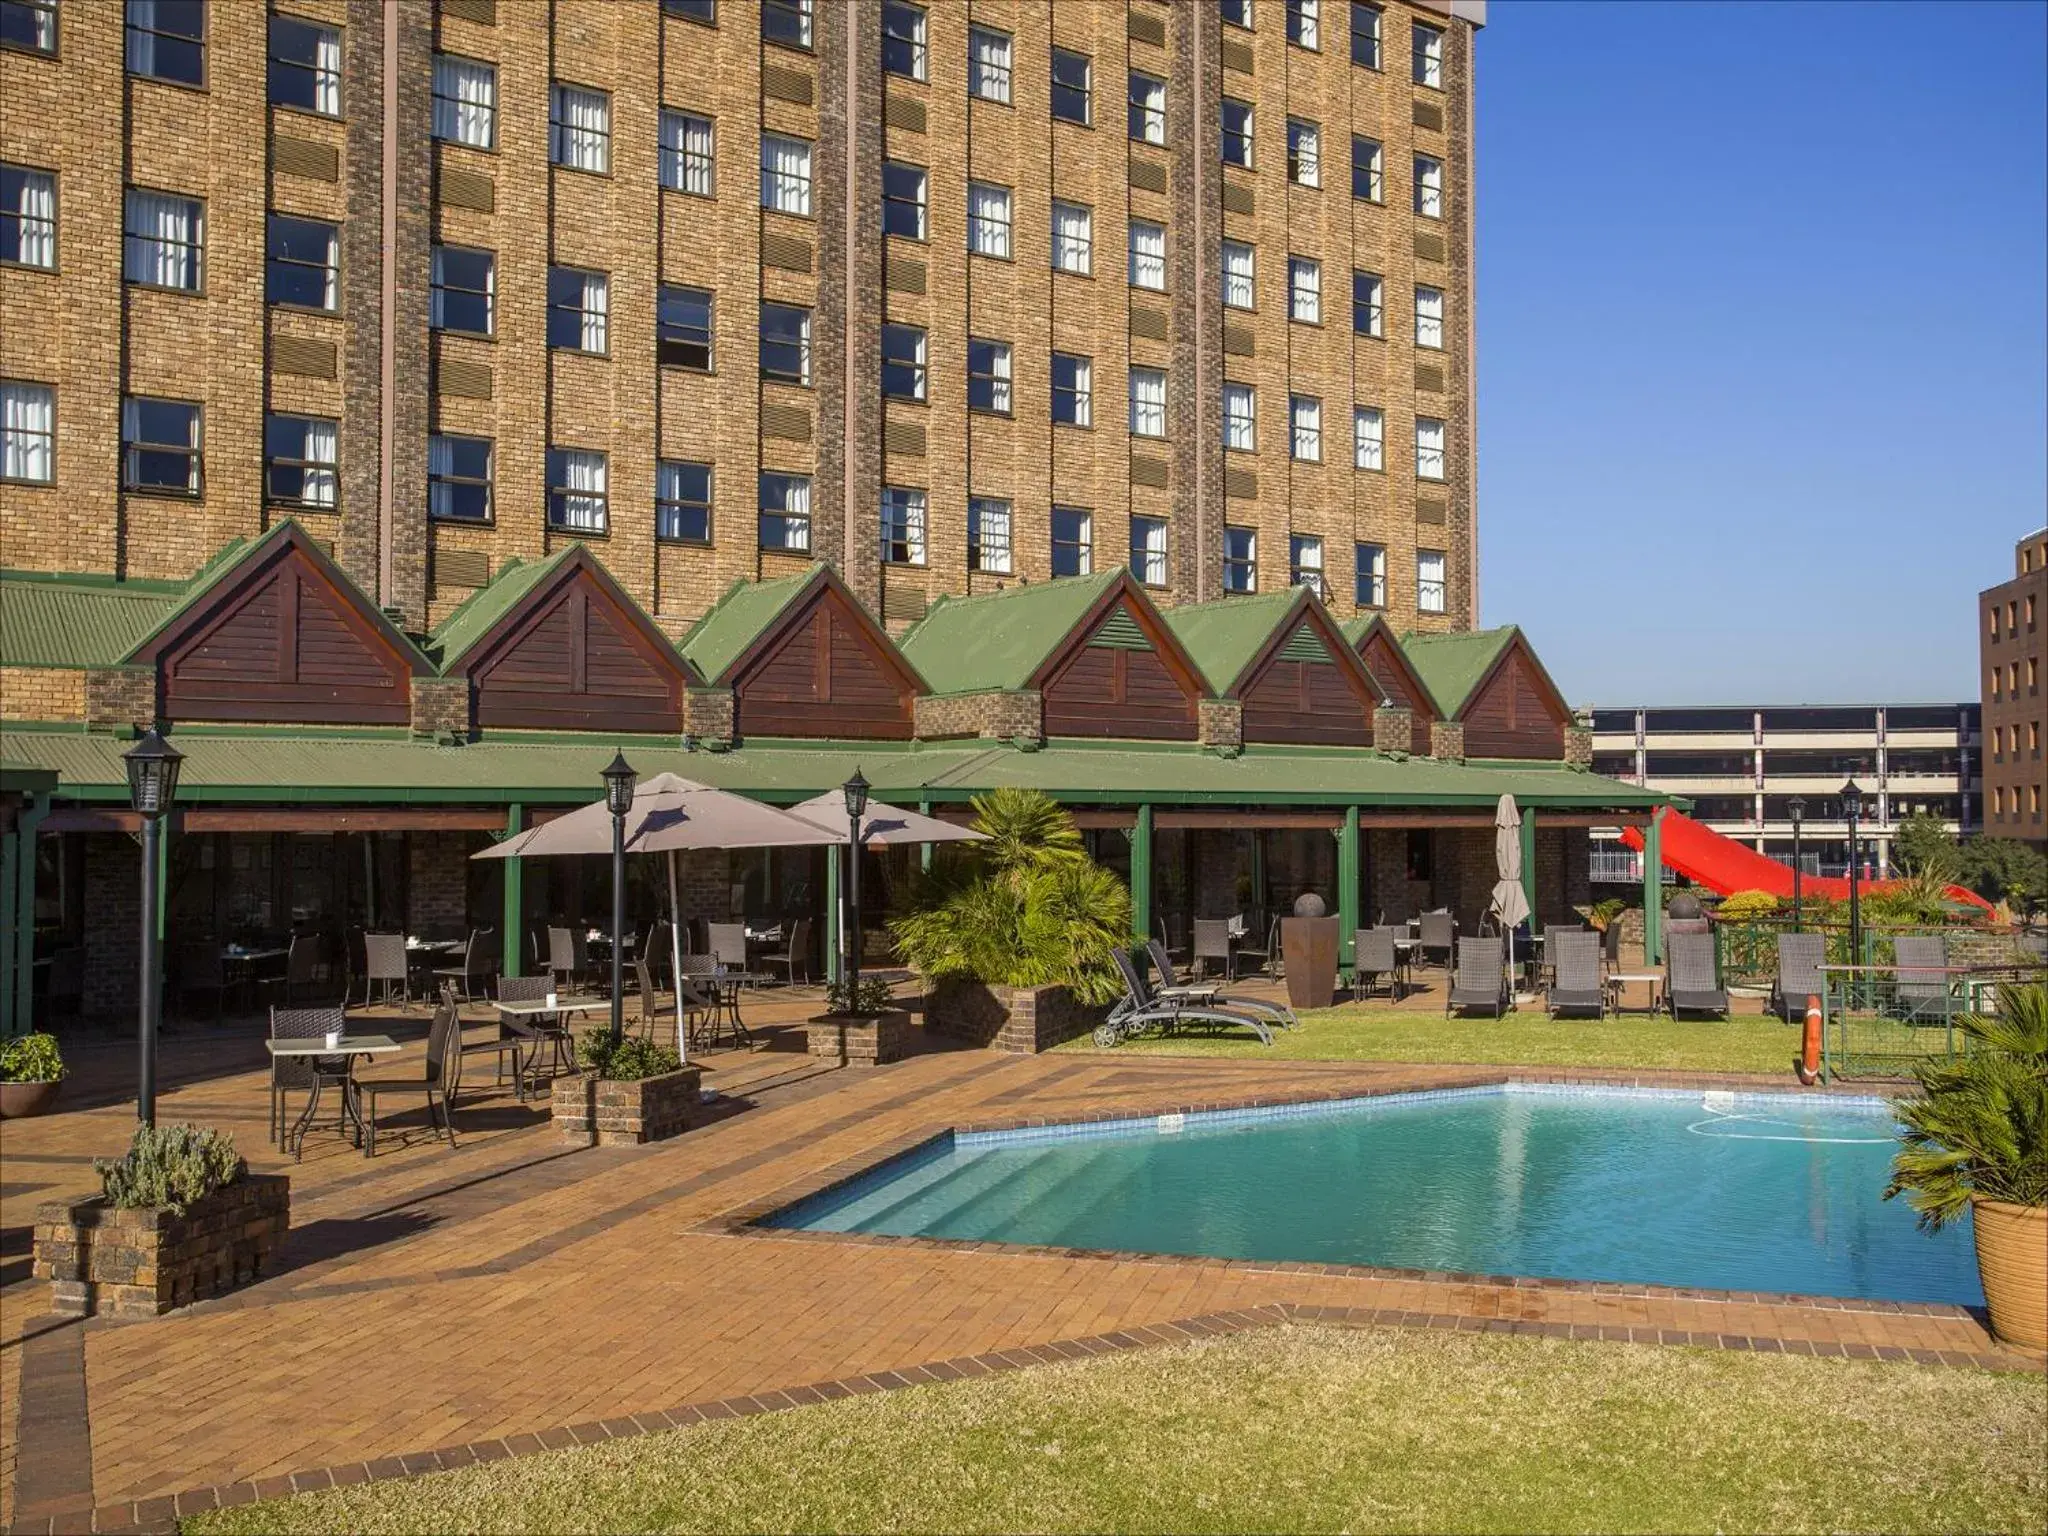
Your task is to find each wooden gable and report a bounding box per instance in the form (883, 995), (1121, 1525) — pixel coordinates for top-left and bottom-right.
(457, 552), (690, 734)
(724, 575), (920, 740)
(1033, 578), (1202, 740)
(1235, 607), (1381, 746)
(1353, 623), (1438, 754)
(1459, 637), (1572, 759)
(130, 526), (420, 725)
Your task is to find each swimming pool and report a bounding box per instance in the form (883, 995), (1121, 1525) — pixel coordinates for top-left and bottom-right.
(770, 1085), (1982, 1307)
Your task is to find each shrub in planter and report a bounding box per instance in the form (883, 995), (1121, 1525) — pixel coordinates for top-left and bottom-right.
(576, 1033), (682, 1082)
(0, 1031), (67, 1118)
(96, 1122), (243, 1214)
(554, 1033), (699, 1145)
(1714, 890), (1780, 924)
(808, 976), (911, 1065)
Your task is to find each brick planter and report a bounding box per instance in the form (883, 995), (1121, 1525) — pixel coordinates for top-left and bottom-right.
(33, 1174), (290, 1320)
(807, 1010), (912, 1066)
(552, 1067), (703, 1146)
(922, 979), (1108, 1054)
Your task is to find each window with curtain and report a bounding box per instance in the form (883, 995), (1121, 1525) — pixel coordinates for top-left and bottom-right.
(1355, 542), (1386, 607)
(1221, 99), (1253, 167)
(1052, 507), (1092, 577)
(263, 414), (338, 509)
(1417, 549), (1446, 612)
(880, 487), (927, 564)
(1130, 515), (1168, 587)
(1128, 220), (1166, 289)
(126, 0), (204, 85)
(0, 165), (56, 270)
(758, 472), (811, 550)
(546, 447), (608, 533)
(1287, 0), (1320, 49)
(1415, 285), (1444, 349)
(431, 245), (494, 335)
(1414, 154), (1444, 218)
(1352, 135), (1383, 201)
(761, 301), (811, 383)
(1353, 406), (1384, 470)
(1051, 200), (1092, 275)
(760, 134), (813, 215)
(0, 381), (55, 484)
(432, 56), (496, 148)
(1415, 416), (1446, 481)
(1052, 48), (1091, 125)
(969, 25), (1011, 103)
(657, 460), (712, 543)
(1128, 71), (1166, 144)
(1223, 383), (1255, 452)
(969, 497), (1013, 574)
(1290, 395), (1321, 461)
(658, 284), (713, 369)
(882, 161), (927, 239)
(1413, 21), (1444, 87)
(1129, 368), (1167, 439)
(1287, 119), (1320, 186)
(268, 15), (341, 116)
(1351, 2), (1382, 67)
(2, 0), (58, 54)
(428, 434), (492, 523)
(123, 190), (203, 291)
(266, 214), (338, 311)
(968, 182), (1011, 258)
(551, 84), (611, 173)
(1290, 535), (1325, 594)
(1052, 353), (1091, 426)
(1223, 526), (1257, 593)
(1288, 256), (1320, 322)
(1221, 240), (1255, 309)
(762, 0), (811, 49)
(882, 0), (926, 80)
(122, 396), (200, 495)
(968, 338), (1012, 414)
(547, 266), (608, 353)
(1352, 269), (1383, 336)
(660, 110), (715, 196)
(881, 323), (926, 400)
(1220, 0), (1252, 27)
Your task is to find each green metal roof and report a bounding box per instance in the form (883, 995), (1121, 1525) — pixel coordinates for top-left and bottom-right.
(676, 564), (825, 683)
(430, 550), (579, 670)
(1162, 589), (1304, 694)
(0, 571), (185, 668)
(1399, 627), (1521, 716)
(897, 570), (1125, 694)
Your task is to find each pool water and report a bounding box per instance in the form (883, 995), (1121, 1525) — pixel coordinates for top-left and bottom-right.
(771, 1087), (1983, 1307)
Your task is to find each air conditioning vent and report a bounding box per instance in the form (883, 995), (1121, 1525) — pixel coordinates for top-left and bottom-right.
(274, 134), (339, 183)
(761, 228), (814, 272)
(1130, 304), (1168, 341)
(761, 402), (812, 442)
(885, 94), (926, 134)
(433, 547), (491, 589)
(1416, 498), (1449, 525)
(885, 256), (925, 294)
(1222, 37), (1254, 74)
(1127, 9), (1166, 47)
(272, 334), (338, 380)
(440, 0), (495, 23)
(1224, 466), (1258, 500)
(1221, 180), (1254, 216)
(1413, 99), (1444, 132)
(437, 163), (495, 212)
(1223, 323), (1255, 357)
(884, 420), (927, 457)
(763, 63), (814, 104)
(1414, 230), (1446, 263)
(1128, 157), (1167, 194)
(1130, 455), (1169, 488)
(882, 582), (928, 621)
(1415, 363), (1446, 394)
(434, 355), (493, 399)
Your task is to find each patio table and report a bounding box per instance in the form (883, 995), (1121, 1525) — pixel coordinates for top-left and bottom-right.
(701, 970), (772, 1050)
(494, 994), (604, 1085)
(1605, 971), (1664, 1015)
(266, 1033), (401, 1158)
(222, 945), (290, 1008)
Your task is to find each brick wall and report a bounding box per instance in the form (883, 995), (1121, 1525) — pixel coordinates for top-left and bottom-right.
(82, 833), (140, 1017)
(1367, 827), (1410, 923)
(683, 688), (736, 745)
(1563, 727), (1594, 767)
(0, 668), (86, 722)
(1197, 698), (1243, 751)
(1373, 705), (1413, 753)
(923, 978), (1107, 1053)
(406, 831), (470, 936)
(1429, 719), (1464, 760)
(913, 690), (1043, 741)
(409, 677), (471, 738)
(84, 669), (157, 731)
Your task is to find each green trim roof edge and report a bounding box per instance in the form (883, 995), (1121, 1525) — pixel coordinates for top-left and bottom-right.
(897, 569), (1126, 693)
(428, 547), (581, 670)
(1160, 588), (1305, 694)
(1398, 625), (1521, 717)
(675, 562), (827, 682)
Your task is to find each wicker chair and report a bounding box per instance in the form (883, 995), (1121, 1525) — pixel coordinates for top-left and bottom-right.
(354, 1000), (463, 1156)
(1417, 910), (1456, 970)
(1353, 926), (1404, 1001)
(434, 928), (496, 1004)
(361, 932), (410, 1010)
(1192, 919), (1236, 981)
(268, 1005), (350, 1153)
(758, 918), (813, 985)
(495, 973), (574, 1082)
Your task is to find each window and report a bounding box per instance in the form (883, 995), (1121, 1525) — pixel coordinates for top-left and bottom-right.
(1287, 0), (1320, 50)
(1221, 99), (1253, 167)
(1415, 285), (1443, 349)
(432, 55), (495, 148)
(1128, 220), (1166, 289)
(1052, 200), (1092, 274)
(1290, 394), (1321, 461)
(123, 190), (202, 291)
(968, 182), (1011, 257)
(762, 0), (810, 49)
(968, 338), (1012, 414)
(428, 434), (492, 523)
(1223, 383), (1255, 451)
(880, 487), (926, 564)
(660, 110), (714, 195)
(761, 133), (813, 215)
(969, 25), (1011, 103)
(759, 472), (811, 550)
(1129, 367), (1167, 439)
(881, 323), (926, 401)
(1220, 0), (1253, 27)
(430, 245), (493, 335)
(1353, 405), (1384, 469)
(1, 165), (56, 269)
(547, 266), (608, 353)
(760, 301), (811, 383)
(657, 285), (712, 369)
(1354, 541), (1386, 607)
(263, 413), (337, 509)
(1413, 20), (1443, 87)
(1289, 256), (1320, 322)
(269, 14), (340, 116)
(0, 382), (54, 484)
(127, 0), (203, 85)
(1052, 353), (1092, 426)
(969, 497), (1013, 574)
(1130, 515), (1169, 586)
(1415, 416), (1446, 480)
(122, 396), (200, 496)
(1052, 48), (1091, 125)
(1287, 119), (1320, 186)
(882, 161), (927, 239)
(1215, 241), (1255, 311)
(1414, 153), (1443, 218)
(1290, 534), (1325, 594)
(1, 0), (58, 54)
(1417, 548), (1446, 612)
(658, 461), (712, 543)
(664, 0), (714, 20)
(1351, 269), (1383, 336)
(1351, 135), (1383, 201)
(550, 84), (610, 173)
(1052, 507), (1092, 577)
(881, 1), (926, 80)
(1128, 71), (1166, 144)
(1223, 525), (1257, 592)
(547, 448), (608, 534)
(1350, 2), (1381, 67)
(265, 214), (337, 310)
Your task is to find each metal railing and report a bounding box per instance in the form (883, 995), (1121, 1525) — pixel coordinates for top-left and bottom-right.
(1817, 962), (2044, 1082)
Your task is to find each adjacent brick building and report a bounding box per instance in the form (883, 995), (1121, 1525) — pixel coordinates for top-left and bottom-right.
(1979, 528), (2047, 846)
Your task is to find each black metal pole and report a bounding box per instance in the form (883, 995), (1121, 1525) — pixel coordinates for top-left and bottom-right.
(608, 804), (626, 1049)
(1791, 821), (1802, 932)
(846, 816), (862, 1002)
(138, 812), (160, 1127)
(1847, 809), (1862, 975)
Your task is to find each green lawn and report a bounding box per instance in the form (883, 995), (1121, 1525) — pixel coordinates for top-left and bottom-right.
(185, 1325), (2046, 1535)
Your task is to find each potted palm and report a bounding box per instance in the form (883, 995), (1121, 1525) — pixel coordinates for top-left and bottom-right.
(1, 1031), (67, 1118)
(1885, 981), (2047, 1348)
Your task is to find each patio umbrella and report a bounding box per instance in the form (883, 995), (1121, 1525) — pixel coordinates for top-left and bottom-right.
(783, 792), (988, 849)
(1490, 793), (1531, 931)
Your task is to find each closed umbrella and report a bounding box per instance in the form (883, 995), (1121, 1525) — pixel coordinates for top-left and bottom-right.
(1490, 793), (1531, 931)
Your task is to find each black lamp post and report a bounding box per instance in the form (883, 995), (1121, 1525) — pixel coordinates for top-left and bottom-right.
(1840, 778), (1864, 977)
(842, 769), (870, 1003)
(123, 730), (183, 1127)
(602, 752), (638, 1049)
(1786, 795), (1806, 932)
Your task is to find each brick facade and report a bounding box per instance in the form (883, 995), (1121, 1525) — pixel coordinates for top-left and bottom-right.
(683, 688), (736, 746)
(406, 831), (471, 935)
(1197, 697), (1244, 751)
(912, 690), (1043, 742)
(923, 979), (1108, 1053)
(0, 668), (87, 723)
(82, 834), (140, 1017)
(1429, 719), (1464, 761)
(409, 677), (472, 738)
(1563, 726), (1594, 767)
(1373, 705), (1414, 753)
(83, 669), (157, 732)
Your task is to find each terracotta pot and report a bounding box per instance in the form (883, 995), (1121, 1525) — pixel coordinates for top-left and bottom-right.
(0, 1080), (62, 1119)
(1972, 1198), (2047, 1350)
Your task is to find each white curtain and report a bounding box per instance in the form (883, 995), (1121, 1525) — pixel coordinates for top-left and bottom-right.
(767, 477), (810, 549)
(10, 170), (55, 269)
(970, 27), (1010, 102)
(299, 418), (338, 507)
(1355, 272), (1381, 335)
(433, 57), (495, 148)
(986, 344), (1011, 413)
(1052, 202), (1091, 274)
(1293, 0), (1320, 48)
(1416, 418), (1446, 481)
(969, 184), (1009, 257)
(762, 135), (811, 214)
(428, 434), (460, 519)
(124, 191), (201, 290)
(312, 25), (341, 115)
(1357, 544), (1386, 607)
(1134, 517), (1168, 585)
(578, 271), (608, 353)
(124, 0), (157, 75)
(315, 223), (339, 310)
(1129, 222), (1165, 289)
(1416, 287), (1444, 349)
(1224, 384), (1255, 452)
(554, 450), (607, 532)
(882, 490), (926, 564)
(1291, 396), (1321, 461)
(1130, 370), (1166, 438)
(972, 499), (1012, 573)
(1418, 551), (1446, 613)
(1290, 259), (1319, 322)
(1294, 537), (1324, 586)
(1355, 137), (1382, 200)
(1222, 241), (1254, 308)
(1061, 357), (1091, 426)
(553, 86), (610, 173)
(1354, 407), (1384, 470)
(2, 384), (53, 483)
(1290, 122), (1319, 186)
(1417, 156), (1443, 217)
(661, 111), (714, 195)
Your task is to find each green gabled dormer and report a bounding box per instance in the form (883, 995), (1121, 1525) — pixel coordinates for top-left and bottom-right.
(1341, 613), (1442, 754)
(1401, 625), (1573, 759)
(1164, 587), (1388, 746)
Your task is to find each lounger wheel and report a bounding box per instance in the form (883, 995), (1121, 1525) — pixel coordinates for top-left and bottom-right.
(1093, 1022), (1121, 1049)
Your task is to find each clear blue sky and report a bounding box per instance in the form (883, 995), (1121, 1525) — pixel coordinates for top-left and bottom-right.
(1475, 1), (2047, 707)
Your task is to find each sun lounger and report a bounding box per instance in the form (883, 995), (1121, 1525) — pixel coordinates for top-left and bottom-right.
(1144, 940), (1296, 1029)
(1445, 933), (1508, 1019)
(1546, 929), (1604, 1018)
(1666, 930), (1728, 1018)
(1891, 935), (1952, 1022)
(1094, 949), (1277, 1048)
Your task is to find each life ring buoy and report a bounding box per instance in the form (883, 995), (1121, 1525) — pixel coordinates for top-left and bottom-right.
(1797, 995), (1823, 1086)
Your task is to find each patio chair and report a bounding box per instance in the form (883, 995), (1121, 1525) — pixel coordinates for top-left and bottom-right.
(1666, 931), (1728, 1018)
(1769, 932), (1827, 1023)
(1352, 926), (1405, 1001)
(1418, 911), (1456, 971)
(1234, 916), (1277, 978)
(705, 922), (749, 971)
(546, 927), (587, 994)
(44, 947), (83, 1018)
(434, 927), (495, 1004)
(1143, 939), (1297, 1029)
(632, 952), (666, 1042)
(354, 999), (463, 1156)
(1600, 919), (1623, 978)
(495, 973), (573, 1084)
(268, 1005), (350, 1149)
(1892, 935), (1953, 1023)
(758, 917), (813, 985)
(178, 941), (225, 1020)
(1191, 919), (1236, 981)
(362, 932), (411, 1010)
(257, 934), (324, 1009)
(678, 953), (727, 1049)
(1094, 949), (1275, 1048)
(1445, 933), (1509, 1019)
(1547, 929), (1605, 1019)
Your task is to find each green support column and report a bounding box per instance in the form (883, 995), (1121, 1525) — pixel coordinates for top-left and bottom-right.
(0, 819), (17, 1038)
(824, 842), (843, 984)
(918, 798), (934, 875)
(1520, 810), (1538, 934)
(1337, 806), (1360, 983)
(1130, 804), (1154, 946)
(500, 804), (524, 979)
(1642, 811), (1663, 966)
